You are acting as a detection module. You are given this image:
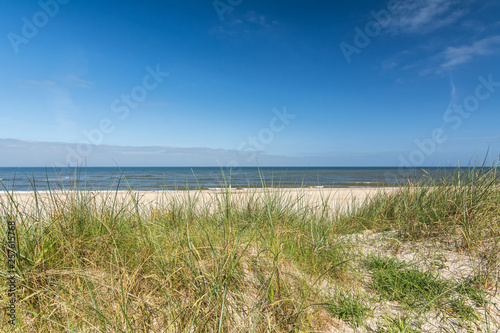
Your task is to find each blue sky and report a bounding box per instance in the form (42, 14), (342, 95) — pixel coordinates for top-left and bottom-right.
(1, 0), (499, 167)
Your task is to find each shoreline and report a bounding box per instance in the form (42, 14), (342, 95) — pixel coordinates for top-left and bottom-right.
(0, 187), (399, 216)
(0, 183), (402, 192)
(0, 186), (399, 196)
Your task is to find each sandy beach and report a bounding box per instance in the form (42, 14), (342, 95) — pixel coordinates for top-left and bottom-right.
(1, 179), (499, 332)
(0, 187), (399, 216)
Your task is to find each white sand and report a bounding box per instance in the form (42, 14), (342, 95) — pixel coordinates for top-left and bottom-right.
(0, 187), (398, 216)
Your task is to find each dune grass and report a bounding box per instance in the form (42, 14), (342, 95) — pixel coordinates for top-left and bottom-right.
(0, 165), (499, 332)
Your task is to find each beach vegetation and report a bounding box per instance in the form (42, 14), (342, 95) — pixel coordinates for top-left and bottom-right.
(0, 164), (498, 331)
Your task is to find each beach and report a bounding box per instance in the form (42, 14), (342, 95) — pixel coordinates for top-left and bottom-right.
(0, 187), (399, 217)
(1, 177), (498, 332)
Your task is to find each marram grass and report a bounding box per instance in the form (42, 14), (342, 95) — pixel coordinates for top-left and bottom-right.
(0, 165), (499, 332)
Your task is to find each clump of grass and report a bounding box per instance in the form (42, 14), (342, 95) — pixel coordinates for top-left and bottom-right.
(378, 314), (422, 333)
(365, 255), (449, 309)
(448, 296), (478, 323)
(345, 164), (500, 291)
(455, 274), (489, 306)
(343, 165), (500, 245)
(366, 255), (485, 329)
(324, 291), (370, 327)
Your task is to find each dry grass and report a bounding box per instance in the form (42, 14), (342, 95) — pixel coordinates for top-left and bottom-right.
(0, 165), (499, 332)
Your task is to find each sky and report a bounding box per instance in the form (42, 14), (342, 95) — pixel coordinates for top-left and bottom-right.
(1, 0), (499, 167)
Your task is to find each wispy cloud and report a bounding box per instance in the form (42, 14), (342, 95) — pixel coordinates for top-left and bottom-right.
(449, 136), (500, 141)
(19, 79), (57, 87)
(20, 75), (94, 90)
(380, 35), (500, 75)
(67, 75), (94, 88)
(0, 139), (271, 166)
(243, 11), (278, 28)
(0, 139), (348, 167)
(210, 11), (279, 36)
(389, 0), (468, 34)
(378, 1), (500, 75)
(380, 50), (413, 70)
(439, 35), (500, 68)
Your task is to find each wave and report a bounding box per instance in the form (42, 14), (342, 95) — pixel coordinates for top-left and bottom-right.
(47, 177), (70, 181)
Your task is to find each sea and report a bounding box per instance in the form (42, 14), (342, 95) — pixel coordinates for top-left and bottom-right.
(0, 166), (478, 192)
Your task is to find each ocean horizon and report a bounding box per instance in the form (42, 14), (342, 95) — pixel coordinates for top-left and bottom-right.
(0, 166), (487, 192)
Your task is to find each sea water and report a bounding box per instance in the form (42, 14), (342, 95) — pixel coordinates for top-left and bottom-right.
(0, 166), (479, 191)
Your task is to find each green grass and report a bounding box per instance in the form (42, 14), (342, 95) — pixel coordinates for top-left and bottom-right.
(448, 296), (478, 323)
(342, 165), (500, 246)
(365, 255), (450, 309)
(455, 274), (490, 306)
(324, 291), (370, 327)
(0, 164), (498, 331)
(0, 183), (352, 331)
(378, 314), (423, 333)
(365, 255), (486, 329)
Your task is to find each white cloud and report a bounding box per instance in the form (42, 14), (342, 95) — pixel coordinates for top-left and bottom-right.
(440, 35), (500, 68)
(67, 75), (94, 88)
(19, 79), (57, 87)
(380, 50), (413, 70)
(0, 139), (283, 167)
(389, 0), (467, 34)
(381, 35), (500, 74)
(244, 11), (272, 28)
(210, 11), (279, 37)
(0, 139), (381, 167)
